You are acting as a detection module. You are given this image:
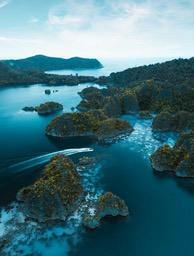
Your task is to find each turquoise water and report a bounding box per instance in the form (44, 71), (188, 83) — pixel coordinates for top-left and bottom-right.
(0, 83), (100, 164)
(0, 59), (194, 256)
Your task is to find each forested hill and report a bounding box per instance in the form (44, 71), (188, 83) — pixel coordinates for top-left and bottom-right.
(2, 55), (103, 72)
(0, 62), (96, 86)
(107, 58), (194, 87)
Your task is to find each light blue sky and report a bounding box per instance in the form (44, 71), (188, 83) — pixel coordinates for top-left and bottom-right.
(0, 0), (194, 59)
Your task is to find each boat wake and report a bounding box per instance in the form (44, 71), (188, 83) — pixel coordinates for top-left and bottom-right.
(7, 148), (93, 173)
(0, 152), (103, 256)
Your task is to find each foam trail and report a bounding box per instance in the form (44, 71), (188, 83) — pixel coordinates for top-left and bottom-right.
(7, 148), (93, 173)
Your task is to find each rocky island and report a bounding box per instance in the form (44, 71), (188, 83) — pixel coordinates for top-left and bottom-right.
(22, 106), (35, 112)
(77, 86), (139, 116)
(150, 131), (194, 178)
(83, 192), (129, 229)
(45, 89), (51, 95)
(46, 111), (133, 143)
(23, 101), (63, 115)
(35, 101), (63, 115)
(17, 155), (84, 222)
(17, 155), (129, 227)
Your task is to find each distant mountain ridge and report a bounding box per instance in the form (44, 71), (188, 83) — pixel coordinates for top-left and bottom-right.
(0, 57), (194, 90)
(2, 55), (103, 71)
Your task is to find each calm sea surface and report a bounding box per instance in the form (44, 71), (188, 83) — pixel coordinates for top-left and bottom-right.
(1, 58), (194, 256)
(47, 57), (173, 76)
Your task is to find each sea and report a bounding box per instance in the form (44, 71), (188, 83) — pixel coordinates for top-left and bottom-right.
(1, 57), (194, 256)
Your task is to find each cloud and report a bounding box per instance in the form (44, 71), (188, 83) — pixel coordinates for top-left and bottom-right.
(0, 36), (45, 59)
(48, 0), (151, 30)
(0, 0), (10, 8)
(0, 36), (42, 44)
(1, 0), (194, 59)
(45, 0), (194, 58)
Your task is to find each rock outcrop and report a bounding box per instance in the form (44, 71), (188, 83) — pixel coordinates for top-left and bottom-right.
(150, 131), (194, 177)
(120, 91), (139, 114)
(45, 111), (133, 143)
(78, 156), (96, 166)
(77, 86), (139, 117)
(17, 155), (84, 222)
(103, 96), (122, 117)
(139, 111), (152, 119)
(83, 192), (129, 229)
(152, 111), (194, 132)
(45, 89), (51, 95)
(35, 101), (63, 115)
(22, 106), (35, 112)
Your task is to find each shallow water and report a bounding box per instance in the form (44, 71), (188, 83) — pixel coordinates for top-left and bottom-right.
(1, 59), (194, 255)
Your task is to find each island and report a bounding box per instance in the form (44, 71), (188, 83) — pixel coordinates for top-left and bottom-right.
(2, 55), (103, 72)
(83, 192), (129, 229)
(46, 111), (133, 144)
(17, 154), (129, 227)
(17, 155), (84, 222)
(35, 102), (63, 115)
(150, 131), (194, 178)
(23, 101), (63, 115)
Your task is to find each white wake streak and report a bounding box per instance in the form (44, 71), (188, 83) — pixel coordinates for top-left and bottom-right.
(8, 148), (93, 172)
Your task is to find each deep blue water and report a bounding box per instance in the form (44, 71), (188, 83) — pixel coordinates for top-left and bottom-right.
(0, 59), (194, 256)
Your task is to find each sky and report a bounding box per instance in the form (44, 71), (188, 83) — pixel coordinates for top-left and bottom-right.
(0, 0), (194, 59)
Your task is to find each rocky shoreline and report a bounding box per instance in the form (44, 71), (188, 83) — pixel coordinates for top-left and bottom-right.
(45, 112), (133, 144)
(1, 57), (194, 254)
(150, 131), (194, 178)
(16, 155), (129, 227)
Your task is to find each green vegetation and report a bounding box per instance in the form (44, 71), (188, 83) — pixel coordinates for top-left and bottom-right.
(2, 55), (103, 71)
(152, 111), (194, 132)
(46, 111), (133, 143)
(83, 192), (129, 229)
(150, 131), (194, 177)
(17, 155), (83, 221)
(0, 62), (96, 86)
(96, 58), (194, 113)
(109, 58), (194, 87)
(35, 101), (63, 115)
